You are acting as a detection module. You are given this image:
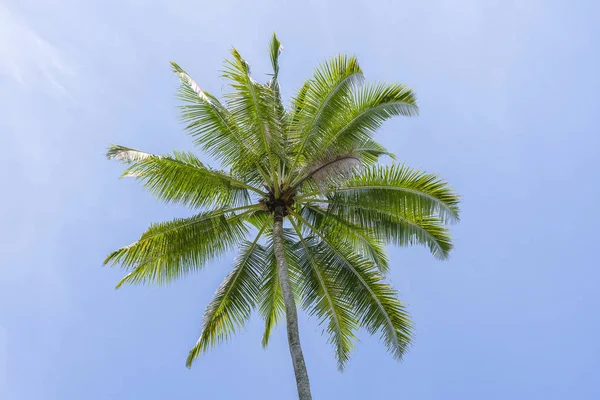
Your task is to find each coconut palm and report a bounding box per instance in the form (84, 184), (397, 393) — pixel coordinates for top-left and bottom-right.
(104, 34), (460, 400)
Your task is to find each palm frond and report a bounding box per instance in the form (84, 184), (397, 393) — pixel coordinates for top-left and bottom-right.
(171, 62), (262, 172)
(186, 227), (268, 366)
(267, 33), (288, 151)
(298, 204), (389, 272)
(291, 137), (390, 189)
(323, 201), (453, 259)
(222, 49), (283, 188)
(268, 33), (283, 88)
(309, 83), (417, 161)
(320, 164), (460, 223)
(289, 55), (363, 169)
(107, 145), (264, 209)
(104, 207), (257, 287)
(290, 210), (413, 361)
(290, 218), (358, 369)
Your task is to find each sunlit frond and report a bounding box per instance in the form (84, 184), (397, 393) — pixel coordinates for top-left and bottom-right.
(186, 227), (268, 366)
(290, 218), (358, 369)
(104, 207), (256, 287)
(298, 204), (389, 272)
(310, 83), (417, 161)
(289, 55), (363, 168)
(290, 210), (413, 361)
(325, 201), (453, 259)
(107, 145), (264, 209)
(222, 48), (284, 188)
(321, 164), (460, 223)
(171, 62), (261, 173)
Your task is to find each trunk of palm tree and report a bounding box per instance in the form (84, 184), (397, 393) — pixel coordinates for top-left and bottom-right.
(273, 206), (313, 400)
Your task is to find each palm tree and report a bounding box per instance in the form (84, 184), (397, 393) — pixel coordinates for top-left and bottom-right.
(104, 34), (460, 400)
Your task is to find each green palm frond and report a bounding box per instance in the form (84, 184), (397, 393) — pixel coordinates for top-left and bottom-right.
(289, 55), (363, 169)
(268, 33), (283, 89)
(107, 145), (264, 209)
(222, 48), (284, 188)
(290, 210), (413, 361)
(313, 164), (460, 223)
(289, 81), (310, 128)
(290, 218), (358, 369)
(298, 204), (389, 272)
(267, 33), (288, 150)
(310, 83), (417, 161)
(186, 227), (268, 367)
(326, 202), (453, 259)
(104, 207), (256, 287)
(171, 62), (259, 172)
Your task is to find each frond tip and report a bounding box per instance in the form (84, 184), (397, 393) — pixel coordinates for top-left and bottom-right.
(186, 229), (268, 367)
(106, 144), (150, 163)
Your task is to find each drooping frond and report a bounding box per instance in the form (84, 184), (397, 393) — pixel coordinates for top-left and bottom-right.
(171, 62), (260, 172)
(290, 210), (413, 361)
(298, 204), (389, 272)
(289, 55), (363, 168)
(319, 164), (460, 223)
(104, 207), (256, 287)
(107, 145), (264, 209)
(323, 201), (453, 259)
(298, 163), (458, 259)
(186, 227), (268, 367)
(290, 218), (358, 369)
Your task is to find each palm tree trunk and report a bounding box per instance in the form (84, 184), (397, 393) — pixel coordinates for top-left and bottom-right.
(273, 206), (313, 400)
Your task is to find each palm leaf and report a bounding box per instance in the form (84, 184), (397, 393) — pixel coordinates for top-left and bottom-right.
(290, 218), (358, 369)
(318, 164), (460, 223)
(107, 145), (264, 209)
(186, 227), (268, 366)
(291, 210), (413, 361)
(104, 207), (256, 287)
(298, 204), (389, 272)
(311, 83), (417, 161)
(325, 202), (453, 259)
(171, 62), (262, 173)
(222, 49), (283, 189)
(289, 55), (363, 169)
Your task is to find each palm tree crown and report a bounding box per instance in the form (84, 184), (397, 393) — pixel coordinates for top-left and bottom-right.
(104, 34), (460, 398)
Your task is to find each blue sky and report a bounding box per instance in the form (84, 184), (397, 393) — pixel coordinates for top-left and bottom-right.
(1, 0), (599, 398)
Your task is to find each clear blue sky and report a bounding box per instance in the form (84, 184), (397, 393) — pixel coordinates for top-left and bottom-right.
(1, 0), (599, 399)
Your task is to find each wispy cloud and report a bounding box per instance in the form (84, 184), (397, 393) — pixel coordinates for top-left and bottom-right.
(0, 4), (72, 94)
